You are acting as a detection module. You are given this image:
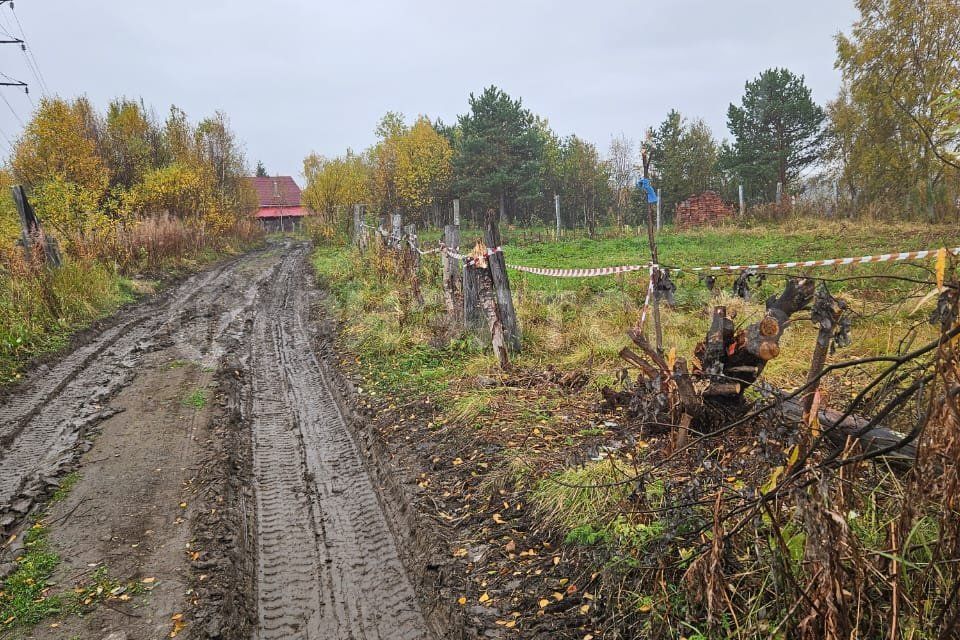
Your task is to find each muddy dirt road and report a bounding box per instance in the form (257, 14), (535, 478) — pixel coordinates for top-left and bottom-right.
(0, 241), (434, 640)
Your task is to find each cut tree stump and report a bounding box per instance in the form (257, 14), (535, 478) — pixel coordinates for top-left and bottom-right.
(603, 276), (917, 467)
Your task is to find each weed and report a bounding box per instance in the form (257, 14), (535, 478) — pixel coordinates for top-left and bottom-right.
(578, 426), (607, 437)
(49, 472), (80, 504)
(0, 522), (63, 628)
(182, 388), (207, 409)
(565, 524), (611, 546)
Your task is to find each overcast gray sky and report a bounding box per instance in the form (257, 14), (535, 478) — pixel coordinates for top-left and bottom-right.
(3, 1), (859, 180)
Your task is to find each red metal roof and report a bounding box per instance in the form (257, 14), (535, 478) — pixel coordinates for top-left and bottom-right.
(255, 206), (310, 219)
(246, 176), (302, 207)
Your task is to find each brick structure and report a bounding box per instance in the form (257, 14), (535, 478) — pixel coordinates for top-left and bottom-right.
(674, 191), (735, 229)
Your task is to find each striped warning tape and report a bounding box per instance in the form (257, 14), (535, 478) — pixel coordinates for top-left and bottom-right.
(678, 247), (960, 273)
(355, 223), (958, 280)
(637, 266), (655, 332)
(501, 246), (960, 279)
(507, 263), (649, 277)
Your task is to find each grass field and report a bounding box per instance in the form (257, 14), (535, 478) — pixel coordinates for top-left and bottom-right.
(315, 218), (960, 638)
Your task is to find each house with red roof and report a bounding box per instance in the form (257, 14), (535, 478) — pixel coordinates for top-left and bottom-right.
(246, 176), (311, 232)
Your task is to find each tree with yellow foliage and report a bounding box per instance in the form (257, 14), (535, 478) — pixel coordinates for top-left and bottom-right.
(302, 150), (370, 233)
(395, 116), (452, 223)
(12, 97), (109, 235)
(830, 0), (960, 218)
(369, 112), (407, 216)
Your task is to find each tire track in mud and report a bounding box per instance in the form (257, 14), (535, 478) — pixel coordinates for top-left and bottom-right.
(0, 248), (281, 530)
(248, 247), (431, 640)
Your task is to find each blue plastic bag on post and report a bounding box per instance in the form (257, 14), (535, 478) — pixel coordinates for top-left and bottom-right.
(637, 178), (658, 203)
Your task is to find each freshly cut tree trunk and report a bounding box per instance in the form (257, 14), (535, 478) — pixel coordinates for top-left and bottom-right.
(604, 276), (917, 467)
(476, 264), (509, 369)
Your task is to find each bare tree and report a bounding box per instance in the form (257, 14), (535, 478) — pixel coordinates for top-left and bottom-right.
(607, 134), (635, 233)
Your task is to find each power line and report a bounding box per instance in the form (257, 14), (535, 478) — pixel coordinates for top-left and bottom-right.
(0, 121), (14, 149)
(0, 90), (23, 127)
(9, 4), (48, 95)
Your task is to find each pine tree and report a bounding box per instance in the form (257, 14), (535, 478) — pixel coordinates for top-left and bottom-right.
(453, 86), (544, 222)
(720, 69), (825, 203)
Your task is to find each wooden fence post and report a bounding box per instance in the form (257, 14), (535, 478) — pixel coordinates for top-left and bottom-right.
(352, 204), (362, 249)
(463, 243), (483, 334)
(483, 209), (521, 352)
(403, 222), (424, 306)
(391, 212), (402, 248)
(12, 185), (60, 267)
(376, 214), (388, 248)
(442, 224), (463, 330)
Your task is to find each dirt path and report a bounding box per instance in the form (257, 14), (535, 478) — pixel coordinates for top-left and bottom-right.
(0, 241), (435, 640)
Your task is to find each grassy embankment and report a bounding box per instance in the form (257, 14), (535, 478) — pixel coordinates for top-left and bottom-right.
(0, 216), (263, 385)
(315, 218), (959, 638)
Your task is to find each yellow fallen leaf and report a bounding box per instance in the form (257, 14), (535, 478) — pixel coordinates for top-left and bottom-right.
(452, 548), (468, 558)
(580, 604), (590, 614)
(538, 598), (550, 608)
(457, 596), (466, 605)
(553, 592), (564, 601)
(479, 592), (490, 603)
(142, 577), (156, 584)
(492, 513), (505, 524)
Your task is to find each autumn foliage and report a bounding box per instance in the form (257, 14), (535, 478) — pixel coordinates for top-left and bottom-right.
(3, 97), (258, 251)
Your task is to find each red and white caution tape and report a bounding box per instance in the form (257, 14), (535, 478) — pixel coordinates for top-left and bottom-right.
(501, 246), (960, 279)
(637, 266), (655, 332)
(506, 263), (649, 278)
(677, 247), (960, 273)
(359, 228), (959, 281)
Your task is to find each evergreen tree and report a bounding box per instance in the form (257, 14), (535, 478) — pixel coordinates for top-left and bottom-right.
(649, 110), (722, 215)
(255, 161), (268, 177)
(453, 86), (544, 222)
(720, 68), (825, 202)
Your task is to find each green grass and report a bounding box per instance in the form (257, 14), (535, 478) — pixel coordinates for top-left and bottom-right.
(49, 472), (80, 504)
(313, 220), (960, 638)
(182, 388), (207, 409)
(0, 259), (131, 386)
(0, 522), (63, 627)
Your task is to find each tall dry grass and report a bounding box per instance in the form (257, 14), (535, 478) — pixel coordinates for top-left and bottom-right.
(0, 213), (264, 383)
(83, 213), (264, 272)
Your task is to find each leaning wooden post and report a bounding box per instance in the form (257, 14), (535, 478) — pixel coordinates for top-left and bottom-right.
(442, 224), (463, 330)
(12, 185), (60, 267)
(483, 209), (521, 352)
(639, 145), (663, 353)
(469, 241), (509, 369)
